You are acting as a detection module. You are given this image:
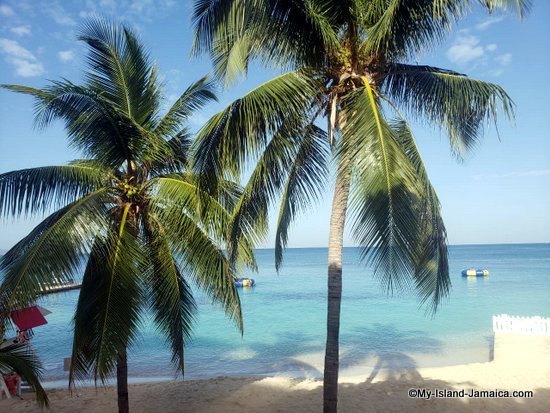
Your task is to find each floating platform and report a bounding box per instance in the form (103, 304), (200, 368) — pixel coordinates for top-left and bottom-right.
(235, 278), (255, 287)
(461, 269), (489, 277)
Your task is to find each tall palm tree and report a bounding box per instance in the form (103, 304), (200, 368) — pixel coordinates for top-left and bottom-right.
(191, 1), (529, 412)
(0, 18), (253, 413)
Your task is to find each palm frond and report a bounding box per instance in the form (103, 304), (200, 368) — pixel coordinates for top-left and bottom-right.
(70, 211), (145, 385)
(362, 0), (465, 59)
(154, 76), (217, 137)
(0, 343), (48, 407)
(363, 0), (530, 59)
(274, 123), (329, 270)
(0, 189), (111, 310)
(79, 17), (160, 125)
(149, 195), (243, 332)
(2, 83), (136, 168)
(192, 70), (320, 192)
(193, 0), (340, 81)
(0, 165), (111, 218)
(479, 0), (532, 19)
(150, 177), (233, 244)
(390, 120), (450, 312)
(381, 64), (514, 157)
(142, 214), (197, 375)
(224, 118), (308, 266)
(342, 84), (422, 293)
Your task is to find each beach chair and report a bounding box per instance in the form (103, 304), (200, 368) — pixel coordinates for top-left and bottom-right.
(0, 375), (11, 400)
(1, 373), (21, 399)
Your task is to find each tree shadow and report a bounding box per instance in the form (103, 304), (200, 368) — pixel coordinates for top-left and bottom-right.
(180, 322), (447, 380)
(5, 360), (548, 413)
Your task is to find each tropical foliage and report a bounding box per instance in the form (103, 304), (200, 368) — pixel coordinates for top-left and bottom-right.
(0, 18), (251, 413)
(0, 340), (48, 406)
(191, 1), (529, 412)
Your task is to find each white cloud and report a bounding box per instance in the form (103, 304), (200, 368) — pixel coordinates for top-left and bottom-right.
(486, 44), (497, 52)
(446, 36), (485, 64)
(7, 57), (45, 77)
(476, 16), (505, 31)
(48, 2), (76, 26)
(130, 0), (154, 13)
(0, 4), (14, 16)
(0, 38), (36, 60)
(10, 25), (32, 37)
(58, 50), (74, 62)
(0, 38), (45, 77)
(81, 0), (177, 22)
(496, 53), (512, 66)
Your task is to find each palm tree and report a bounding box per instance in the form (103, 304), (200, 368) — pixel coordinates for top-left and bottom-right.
(0, 18), (253, 413)
(191, 1), (529, 412)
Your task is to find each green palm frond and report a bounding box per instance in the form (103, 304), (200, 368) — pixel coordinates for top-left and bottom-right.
(142, 215), (196, 375)
(70, 214), (145, 385)
(391, 120), (450, 312)
(0, 343), (48, 407)
(0, 165), (111, 218)
(362, 0), (465, 59)
(150, 196), (243, 332)
(79, 17), (161, 125)
(192, 70), (320, 190)
(342, 85), (422, 293)
(154, 76), (217, 138)
(152, 172), (258, 273)
(0, 189), (111, 310)
(479, 0), (532, 19)
(274, 123), (329, 270)
(151, 177), (233, 243)
(1, 82), (136, 168)
(363, 0), (530, 59)
(224, 117), (313, 266)
(381, 64), (514, 157)
(146, 132), (192, 176)
(193, 0), (339, 82)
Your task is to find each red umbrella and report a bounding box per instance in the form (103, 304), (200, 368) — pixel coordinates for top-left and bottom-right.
(10, 306), (48, 330)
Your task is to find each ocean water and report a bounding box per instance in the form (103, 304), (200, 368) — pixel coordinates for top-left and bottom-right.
(2, 243), (549, 385)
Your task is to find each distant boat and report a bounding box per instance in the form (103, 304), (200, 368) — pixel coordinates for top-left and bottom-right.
(461, 268), (489, 277)
(234, 278), (255, 287)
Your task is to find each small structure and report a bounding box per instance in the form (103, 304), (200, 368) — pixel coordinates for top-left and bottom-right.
(492, 314), (550, 336)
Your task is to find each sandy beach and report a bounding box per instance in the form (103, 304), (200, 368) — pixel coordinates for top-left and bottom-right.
(2, 333), (549, 412)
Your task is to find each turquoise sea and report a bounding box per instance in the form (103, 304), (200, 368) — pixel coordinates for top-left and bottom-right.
(2, 243), (550, 386)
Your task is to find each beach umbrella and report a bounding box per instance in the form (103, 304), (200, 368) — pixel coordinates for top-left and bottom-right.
(10, 306), (48, 330)
(36, 305), (52, 317)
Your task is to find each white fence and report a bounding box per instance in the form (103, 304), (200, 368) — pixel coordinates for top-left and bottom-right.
(493, 314), (550, 336)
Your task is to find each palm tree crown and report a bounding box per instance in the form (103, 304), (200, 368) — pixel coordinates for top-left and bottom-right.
(0, 17), (252, 412)
(191, 1), (529, 412)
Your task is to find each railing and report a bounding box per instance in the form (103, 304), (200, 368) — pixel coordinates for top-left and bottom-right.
(493, 314), (550, 336)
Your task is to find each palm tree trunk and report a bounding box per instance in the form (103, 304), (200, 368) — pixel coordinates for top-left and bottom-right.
(323, 165), (351, 413)
(117, 349), (129, 413)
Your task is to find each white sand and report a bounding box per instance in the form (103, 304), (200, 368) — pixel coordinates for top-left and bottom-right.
(2, 333), (549, 412)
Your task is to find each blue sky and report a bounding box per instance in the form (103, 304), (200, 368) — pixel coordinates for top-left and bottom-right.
(0, 0), (549, 250)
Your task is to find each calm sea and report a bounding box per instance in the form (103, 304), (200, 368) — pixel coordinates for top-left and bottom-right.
(2, 244), (550, 385)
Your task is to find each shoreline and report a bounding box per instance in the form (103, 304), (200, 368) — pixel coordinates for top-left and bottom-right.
(3, 333), (549, 412)
(38, 339), (494, 390)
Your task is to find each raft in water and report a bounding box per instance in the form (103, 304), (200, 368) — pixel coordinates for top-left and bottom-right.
(461, 268), (489, 277)
(235, 278), (255, 287)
